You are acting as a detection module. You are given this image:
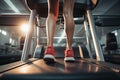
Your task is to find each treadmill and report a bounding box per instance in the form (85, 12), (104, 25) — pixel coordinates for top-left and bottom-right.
(0, 0), (120, 80)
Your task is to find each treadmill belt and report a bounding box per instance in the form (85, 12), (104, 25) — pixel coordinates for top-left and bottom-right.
(1, 58), (120, 80)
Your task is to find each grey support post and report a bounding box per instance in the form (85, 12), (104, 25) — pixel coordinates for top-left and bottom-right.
(87, 10), (104, 61)
(84, 16), (93, 59)
(21, 10), (37, 62)
(29, 25), (37, 57)
(36, 17), (41, 45)
(33, 16), (43, 58)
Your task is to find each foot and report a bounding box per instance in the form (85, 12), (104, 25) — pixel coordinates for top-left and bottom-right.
(64, 49), (75, 62)
(44, 46), (56, 63)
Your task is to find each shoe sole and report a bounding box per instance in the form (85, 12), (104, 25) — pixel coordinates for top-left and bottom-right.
(64, 57), (75, 62)
(44, 54), (55, 63)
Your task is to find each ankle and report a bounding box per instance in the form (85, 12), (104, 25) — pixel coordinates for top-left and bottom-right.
(66, 45), (72, 50)
(46, 46), (54, 48)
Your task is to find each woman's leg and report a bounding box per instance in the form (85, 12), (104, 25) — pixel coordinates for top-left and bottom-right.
(46, 0), (59, 46)
(44, 0), (59, 62)
(63, 0), (75, 61)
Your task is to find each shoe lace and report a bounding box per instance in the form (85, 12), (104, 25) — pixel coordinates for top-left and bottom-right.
(45, 46), (55, 55)
(65, 49), (74, 57)
(47, 47), (53, 52)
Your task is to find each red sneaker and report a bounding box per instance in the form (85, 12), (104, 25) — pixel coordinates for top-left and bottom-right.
(64, 49), (75, 62)
(44, 46), (56, 62)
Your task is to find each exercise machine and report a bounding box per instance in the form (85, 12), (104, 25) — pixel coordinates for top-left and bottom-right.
(0, 0), (120, 80)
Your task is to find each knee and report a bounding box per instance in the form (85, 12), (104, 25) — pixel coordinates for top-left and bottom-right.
(63, 11), (73, 20)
